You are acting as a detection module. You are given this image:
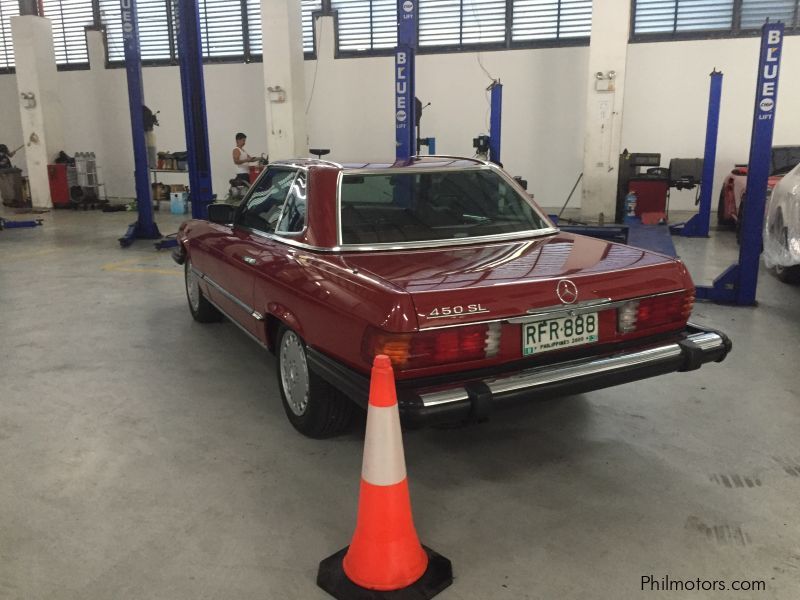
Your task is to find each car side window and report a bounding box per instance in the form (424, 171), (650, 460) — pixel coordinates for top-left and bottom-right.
(238, 168), (297, 233)
(275, 171), (307, 234)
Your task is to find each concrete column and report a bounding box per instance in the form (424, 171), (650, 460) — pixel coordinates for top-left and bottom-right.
(580, 0), (630, 223)
(11, 15), (65, 208)
(84, 28), (109, 183)
(260, 0), (308, 159)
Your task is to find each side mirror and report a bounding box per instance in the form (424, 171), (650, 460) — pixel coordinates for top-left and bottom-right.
(207, 203), (235, 224)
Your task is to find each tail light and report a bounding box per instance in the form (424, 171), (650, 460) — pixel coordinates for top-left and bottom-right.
(618, 301), (639, 333)
(617, 291), (695, 333)
(363, 323), (501, 370)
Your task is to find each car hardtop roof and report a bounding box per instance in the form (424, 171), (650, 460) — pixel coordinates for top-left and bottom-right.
(269, 155), (490, 171)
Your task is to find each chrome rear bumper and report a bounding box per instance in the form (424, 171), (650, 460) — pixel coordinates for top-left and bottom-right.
(420, 330), (725, 408)
(306, 323), (732, 427)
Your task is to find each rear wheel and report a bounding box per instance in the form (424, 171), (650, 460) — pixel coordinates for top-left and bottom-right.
(185, 259), (222, 323)
(276, 326), (354, 438)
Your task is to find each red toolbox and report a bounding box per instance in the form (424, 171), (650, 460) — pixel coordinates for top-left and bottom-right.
(628, 178), (669, 218)
(48, 163), (72, 207)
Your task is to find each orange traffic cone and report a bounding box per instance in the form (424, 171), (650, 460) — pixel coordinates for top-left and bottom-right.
(317, 355), (453, 599)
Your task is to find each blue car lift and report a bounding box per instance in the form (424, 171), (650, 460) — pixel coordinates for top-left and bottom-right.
(671, 70), (723, 238)
(488, 81), (502, 164)
(118, 0), (161, 247)
(696, 22), (785, 305)
(153, 0), (215, 250)
(472, 81), (503, 164)
(395, 1), (416, 162)
(175, 0), (214, 221)
(118, 0), (213, 249)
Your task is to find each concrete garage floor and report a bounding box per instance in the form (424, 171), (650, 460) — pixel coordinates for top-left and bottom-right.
(1, 207), (799, 600)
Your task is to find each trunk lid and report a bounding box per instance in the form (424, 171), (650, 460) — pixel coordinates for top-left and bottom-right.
(343, 233), (691, 329)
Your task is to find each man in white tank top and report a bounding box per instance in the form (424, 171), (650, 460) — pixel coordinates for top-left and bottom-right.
(232, 132), (254, 184)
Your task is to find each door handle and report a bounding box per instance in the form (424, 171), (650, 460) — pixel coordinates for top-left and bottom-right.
(242, 256), (257, 265)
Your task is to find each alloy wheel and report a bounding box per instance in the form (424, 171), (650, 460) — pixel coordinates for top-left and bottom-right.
(186, 261), (200, 312)
(280, 331), (310, 416)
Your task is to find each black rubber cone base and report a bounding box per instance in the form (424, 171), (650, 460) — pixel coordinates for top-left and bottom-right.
(317, 545), (453, 599)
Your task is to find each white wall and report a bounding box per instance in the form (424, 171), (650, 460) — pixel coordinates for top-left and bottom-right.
(624, 35), (800, 210)
(306, 16), (589, 208)
(56, 57), (269, 199)
(1, 28), (268, 200)
(1, 24), (799, 211)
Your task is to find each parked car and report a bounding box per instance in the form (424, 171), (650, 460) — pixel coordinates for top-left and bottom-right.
(718, 145), (800, 229)
(174, 156), (732, 438)
(763, 162), (800, 283)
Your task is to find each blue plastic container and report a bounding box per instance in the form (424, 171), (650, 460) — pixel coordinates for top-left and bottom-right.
(170, 192), (188, 215)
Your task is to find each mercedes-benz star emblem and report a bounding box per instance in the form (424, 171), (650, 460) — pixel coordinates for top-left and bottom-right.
(556, 279), (579, 305)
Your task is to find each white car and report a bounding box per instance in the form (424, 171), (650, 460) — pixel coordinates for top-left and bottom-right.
(763, 162), (800, 283)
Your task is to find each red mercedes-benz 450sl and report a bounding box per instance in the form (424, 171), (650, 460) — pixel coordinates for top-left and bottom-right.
(173, 156), (731, 438)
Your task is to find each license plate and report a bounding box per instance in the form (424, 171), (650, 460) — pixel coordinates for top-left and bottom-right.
(522, 313), (599, 356)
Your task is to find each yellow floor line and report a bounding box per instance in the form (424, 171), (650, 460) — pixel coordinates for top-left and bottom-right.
(0, 248), (59, 261)
(102, 256), (181, 276)
(108, 267), (182, 276)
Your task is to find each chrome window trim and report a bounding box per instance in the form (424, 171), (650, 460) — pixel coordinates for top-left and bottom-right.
(236, 225), (319, 250)
(340, 165), (489, 175)
(271, 159), (343, 169)
(335, 165), (557, 249)
(335, 169), (344, 247)
(236, 165), (303, 228)
(412, 154), (489, 166)
(335, 230), (559, 252)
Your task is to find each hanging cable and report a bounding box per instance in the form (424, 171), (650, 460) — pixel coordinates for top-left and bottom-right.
(305, 20), (323, 115)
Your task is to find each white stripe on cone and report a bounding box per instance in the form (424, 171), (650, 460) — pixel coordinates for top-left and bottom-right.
(361, 404), (407, 487)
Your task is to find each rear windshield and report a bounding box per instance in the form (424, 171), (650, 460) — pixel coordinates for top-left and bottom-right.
(339, 168), (549, 245)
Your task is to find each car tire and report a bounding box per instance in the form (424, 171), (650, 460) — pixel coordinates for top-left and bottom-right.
(185, 259), (222, 323)
(276, 326), (355, 438)
(775, 264), (800, 284)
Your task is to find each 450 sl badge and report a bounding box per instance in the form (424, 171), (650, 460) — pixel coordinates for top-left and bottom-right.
(427, 304), (490, 319)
